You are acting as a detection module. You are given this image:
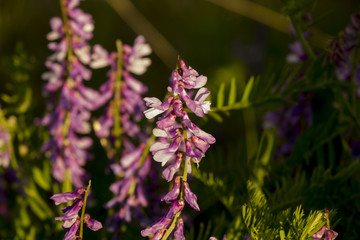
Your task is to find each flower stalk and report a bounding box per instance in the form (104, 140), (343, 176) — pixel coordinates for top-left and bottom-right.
(79, 180), (91, 239)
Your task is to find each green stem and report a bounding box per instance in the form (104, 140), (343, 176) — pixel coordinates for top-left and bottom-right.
(60, 0), (74, 65)
(61, 169), (72, 195)
(139, 134), (156, 166)
(290, 16), (316, 61)
(279, 221), (286, 240)
(161, 155), (189, 240)
(113, 40), (123, 159)
(79, 180), (92, 239)
(59, 0), (77, 181)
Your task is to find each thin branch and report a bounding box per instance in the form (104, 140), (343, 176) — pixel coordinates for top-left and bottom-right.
(207, 0), (332, 49)
(106, 0), (178, 69)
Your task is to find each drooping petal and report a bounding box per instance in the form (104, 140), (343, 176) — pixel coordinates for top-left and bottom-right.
(162, 153), (183, 182)
(161, 176), (181, 203)
(165, 200), (184, 219)
(174, 218), (185, 240)
(141, 217), (172, 237)
(63, 220), (80, 240)
(183, 181), (200, 211)
(84, 213), (103, 231)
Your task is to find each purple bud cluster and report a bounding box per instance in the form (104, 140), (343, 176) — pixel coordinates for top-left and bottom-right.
(327, 12), (360, 83)
(286, 13), (313, 64)
(141, 59), (215, 239)
(90, 36), (152, 231)
(50, 187), (102, 239)
(41, 0), (107, 187)
(327, 12), (360, 159)
(264, 93), (313, 158)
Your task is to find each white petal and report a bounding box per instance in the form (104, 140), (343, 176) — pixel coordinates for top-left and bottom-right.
(194, 75), (207, 88)
(144, 108), (164, 119)
(144, 97), (162, 106)
(153, 150), (173, 166)
(149, 142), (169, 152)
(90, 59), (109, 69)
(202, 101), (211, 113)
(153, 128), (168, 137)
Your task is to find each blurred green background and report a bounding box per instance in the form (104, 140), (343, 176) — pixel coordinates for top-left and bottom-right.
(1, 0), (360, 239)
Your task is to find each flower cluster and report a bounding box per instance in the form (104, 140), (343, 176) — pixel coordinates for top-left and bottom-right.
(105, 142), (151, 232)
(50, 183), (102, 239)
(141, 59), (215, 239)
(327, 12), (360, 159)
(41, 0), (107, 187)
(327, 12), (360, 83)
(92, 36), (151, 145)
(263, 92), (313, 158)
(90, 36), (152, 232)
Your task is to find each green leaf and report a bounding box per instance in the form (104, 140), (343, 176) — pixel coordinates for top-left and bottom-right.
(300, 211), (325, 240)
(240, 76), (255, 103)
(217, 82), (225, 108)
(33, 167), (50, 191)
(15, 87), (32, 113)
(208, 111), (223, 122)
(228, 77), (237, 105)
(24, 181), (53, 220)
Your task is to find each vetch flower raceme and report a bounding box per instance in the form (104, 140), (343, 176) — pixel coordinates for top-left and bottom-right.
(50, 180), (102, 239)
(327, 12), (360, 83)
(92, 36), (151, 159)
(141, 58), (215, 239)
(90, 37), (152, 234)
(41, 0), (107, 187)
(326, 12), (360, 159)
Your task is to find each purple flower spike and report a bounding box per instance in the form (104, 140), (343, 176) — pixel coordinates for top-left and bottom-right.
(142, 58), (215, 237)
(183, 181), (200, 211)
(42, 0), (107, 187)
(84, 213), (103, 231)
(50, 188), (86, 205)
(174, 218), (185, 240)
(97, 36), (152, 232)
(161, 176), (181, 203)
